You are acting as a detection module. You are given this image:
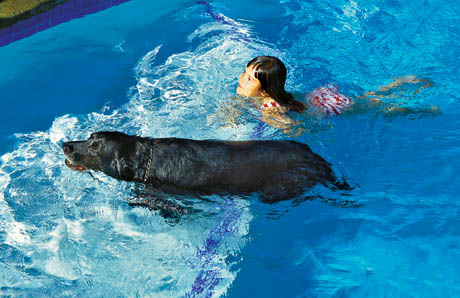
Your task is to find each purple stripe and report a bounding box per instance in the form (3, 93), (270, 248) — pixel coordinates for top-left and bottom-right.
(251, 120), (267, 139)
(196, 1), (260, 51)
(0, 0), (131, 47)
(186, 197), (242, 297)
(186, 3), (258, 295)
(197, 1), (233, 26)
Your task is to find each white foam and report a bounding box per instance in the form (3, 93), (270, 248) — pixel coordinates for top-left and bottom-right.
(63, 218), (85, 242)
(0, 10), (267, 296)
(134, 44), (162, 76)
(45, 256), (79, 280)
(4, 220), (31, 246)
(49, 115), (79, 144)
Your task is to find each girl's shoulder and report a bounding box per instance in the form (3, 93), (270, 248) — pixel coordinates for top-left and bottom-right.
(258, 97), (288, 113)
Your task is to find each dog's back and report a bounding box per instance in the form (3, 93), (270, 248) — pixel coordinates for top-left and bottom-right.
(145, 138), (346, 200)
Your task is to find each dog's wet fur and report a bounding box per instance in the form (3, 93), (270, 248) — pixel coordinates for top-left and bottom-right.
(63, 131), (350, 204)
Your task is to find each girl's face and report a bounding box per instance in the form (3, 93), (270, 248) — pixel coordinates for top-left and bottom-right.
(236, 65), (263, 97)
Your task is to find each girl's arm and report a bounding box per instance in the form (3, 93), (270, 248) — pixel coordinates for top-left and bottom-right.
(261, 108), (306, 137)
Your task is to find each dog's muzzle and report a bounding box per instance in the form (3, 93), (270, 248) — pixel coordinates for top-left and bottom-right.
(62, 142), (87, 171)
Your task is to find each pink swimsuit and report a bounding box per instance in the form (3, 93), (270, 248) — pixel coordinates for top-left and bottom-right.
(309, 84), (352, 115)
(259, 84), (351, 115)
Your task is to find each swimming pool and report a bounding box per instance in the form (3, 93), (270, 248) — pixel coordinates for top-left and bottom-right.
(1, 0), (459, 296)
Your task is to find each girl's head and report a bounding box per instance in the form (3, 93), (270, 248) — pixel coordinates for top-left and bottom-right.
(236, 56), (305, 112)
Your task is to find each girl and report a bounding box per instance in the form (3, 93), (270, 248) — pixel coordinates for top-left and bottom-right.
(236, 56), (436, 133)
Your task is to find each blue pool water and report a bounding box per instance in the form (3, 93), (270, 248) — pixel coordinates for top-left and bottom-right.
(1, 0), (459, 296)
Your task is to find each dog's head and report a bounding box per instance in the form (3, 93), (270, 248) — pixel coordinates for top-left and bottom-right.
(62, 131), (143, 180)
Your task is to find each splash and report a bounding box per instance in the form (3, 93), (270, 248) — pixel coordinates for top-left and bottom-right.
(0, 4), (271, 297)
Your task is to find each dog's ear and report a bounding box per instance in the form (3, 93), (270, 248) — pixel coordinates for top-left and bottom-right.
(110, 158), (122, 178)
(109, 156), (135, 181)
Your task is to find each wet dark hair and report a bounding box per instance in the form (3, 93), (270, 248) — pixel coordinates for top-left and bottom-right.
(247, 56), (306, 112)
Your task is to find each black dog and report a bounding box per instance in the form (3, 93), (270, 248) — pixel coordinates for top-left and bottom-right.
(62, 131), (350, 203)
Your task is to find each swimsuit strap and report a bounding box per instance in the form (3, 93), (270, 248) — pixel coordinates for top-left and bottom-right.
(262, 101), (281, 109)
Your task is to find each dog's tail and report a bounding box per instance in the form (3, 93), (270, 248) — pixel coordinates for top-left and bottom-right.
(331, 177), (354, 191)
